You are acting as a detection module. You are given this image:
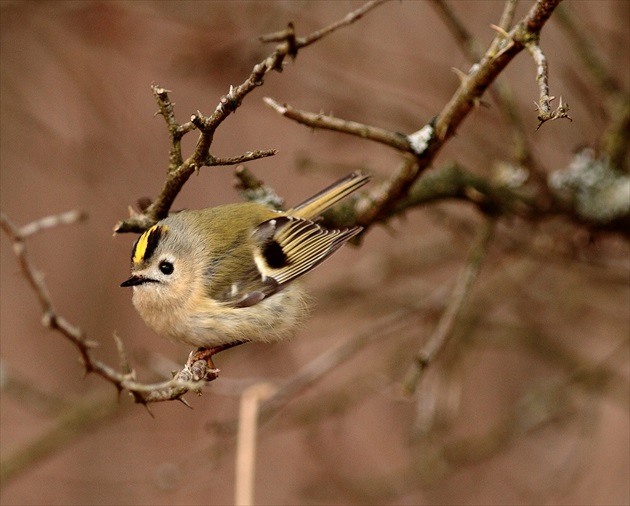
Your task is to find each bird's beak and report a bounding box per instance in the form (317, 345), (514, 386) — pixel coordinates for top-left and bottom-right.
(120, 275), (148, 287)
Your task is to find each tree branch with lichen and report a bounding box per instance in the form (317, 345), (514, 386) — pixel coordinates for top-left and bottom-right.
(264, 0), (567, 229)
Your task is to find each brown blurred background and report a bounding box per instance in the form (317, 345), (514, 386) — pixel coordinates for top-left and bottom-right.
(1, 1), (628, 505)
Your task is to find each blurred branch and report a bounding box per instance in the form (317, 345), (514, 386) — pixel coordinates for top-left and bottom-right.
(554, 5), (622, 97)
(234, 165), (286, 210)
(554, 5), (628, 172)
(0, 387), (122, 487)
(403, 217), (496, 394)
(0, 363), (66, 417)
(393, 162), (531, 215)
(212, 308), (422, 436)
(601, 97), (630, 173)
(114, 0), (390, 234)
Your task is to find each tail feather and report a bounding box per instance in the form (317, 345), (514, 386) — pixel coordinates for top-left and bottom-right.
(290, 172), (370, 219)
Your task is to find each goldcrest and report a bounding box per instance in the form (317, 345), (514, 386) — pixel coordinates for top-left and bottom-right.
(121, 172), (369, 355)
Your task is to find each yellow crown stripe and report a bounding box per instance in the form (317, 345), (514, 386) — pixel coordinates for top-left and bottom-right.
(133, 224), (167, 265)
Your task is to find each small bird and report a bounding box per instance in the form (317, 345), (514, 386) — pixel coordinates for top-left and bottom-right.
(121, 172), (369, 363)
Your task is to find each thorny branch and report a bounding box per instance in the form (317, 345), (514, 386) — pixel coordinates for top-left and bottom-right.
(2, 1), (395, 408)
(4, 0), (627, 420)
(525, 39), (572, 130)
(212, 308), (423, 436)
(263, 97), (412, 153)
(1, 211), (222, 407)
(265, 0), (567, 227)
(114, 0), (390, 234)
(431, 0), (543, 181)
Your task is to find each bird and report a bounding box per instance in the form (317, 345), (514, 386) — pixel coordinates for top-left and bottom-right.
(121, 172), (370, 367)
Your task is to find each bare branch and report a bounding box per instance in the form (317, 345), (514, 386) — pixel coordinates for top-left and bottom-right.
(1, 210), (222, 405)
(115, 0), (390, 234)
(263, 97), (411, 152)
(433, 1), (543, 186)
(434, 0), (563, 140)
(265, 0), (565, 228)
(295, 0), (391, 47)
(213, 308), (422, 435)
(525, 40), (572, 129)
(206, 149), (277, 167)
(152, 84), (189, 172)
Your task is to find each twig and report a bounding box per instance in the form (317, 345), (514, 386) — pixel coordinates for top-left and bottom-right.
(1, 211), (88, 345)
(206, 149), (277, 167)
(152, 84), (193, 172)
(258, 0), (390, 49)
(525, 39), (572, 130)
(403, 217), (496, 394)
(263, 97), (411, 153)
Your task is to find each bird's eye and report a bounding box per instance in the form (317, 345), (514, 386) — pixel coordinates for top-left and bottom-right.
(159, 260), (174, 275)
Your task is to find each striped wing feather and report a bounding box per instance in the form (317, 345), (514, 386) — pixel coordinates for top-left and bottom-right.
(252, 216), (362, 286)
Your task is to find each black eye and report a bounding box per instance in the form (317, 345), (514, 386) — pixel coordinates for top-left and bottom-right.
(159, 260), (174, 275)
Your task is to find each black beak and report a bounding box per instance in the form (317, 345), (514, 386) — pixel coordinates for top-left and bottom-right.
(120, 275), (149, 287)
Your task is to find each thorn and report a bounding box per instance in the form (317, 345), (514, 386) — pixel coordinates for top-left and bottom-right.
(143, 402), (155, 418)
(177, 397), (193, 409)
(490, 23), (511, 39)
(451, 67), (467, 84)
(113, 332), (132, 376)
(114, 383), (124, 402)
